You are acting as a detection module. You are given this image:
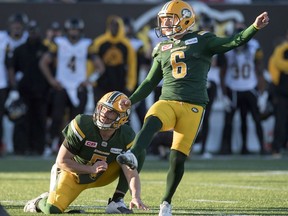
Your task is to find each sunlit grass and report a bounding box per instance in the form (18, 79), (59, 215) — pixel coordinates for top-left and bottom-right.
(1, 155), (288, 215)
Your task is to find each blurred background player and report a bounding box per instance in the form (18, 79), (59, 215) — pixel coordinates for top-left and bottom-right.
(39, 17), (104, 156)
(219, 23), (269, 155)
(268, 29), (288, 158)
(91, 15), (137, 103)
(7, 20), (49, 155)
(1, 13), (29, 155)
(43, 21), (62, 48)
(0, 26), (10, 156)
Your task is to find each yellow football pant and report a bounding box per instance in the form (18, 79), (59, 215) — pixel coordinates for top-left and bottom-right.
(145, 100), (205, 156)
(47, 161), (121, 212)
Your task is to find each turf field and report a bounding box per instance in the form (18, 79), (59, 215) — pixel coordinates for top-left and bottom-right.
(0, 155), (288, 215)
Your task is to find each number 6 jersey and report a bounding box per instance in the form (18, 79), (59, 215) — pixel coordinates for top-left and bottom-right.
(129, 25), (259, 107)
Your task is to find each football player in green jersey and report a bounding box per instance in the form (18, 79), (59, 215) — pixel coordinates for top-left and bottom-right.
(23, 91), (148, 214)
(116, 1), (269, 215)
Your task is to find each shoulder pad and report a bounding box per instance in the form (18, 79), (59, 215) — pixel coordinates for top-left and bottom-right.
(48, 42), (57, 53)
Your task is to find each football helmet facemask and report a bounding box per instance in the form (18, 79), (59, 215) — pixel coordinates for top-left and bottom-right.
(93, 91), (131, 130)
(155, 0), (196, 38)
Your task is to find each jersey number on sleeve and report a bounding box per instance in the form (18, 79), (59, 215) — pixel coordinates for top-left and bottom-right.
(170, 51), (187, 79)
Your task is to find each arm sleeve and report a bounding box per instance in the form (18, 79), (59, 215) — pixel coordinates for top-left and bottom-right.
(207, 24), (259, 54)
(129, 59), (162, 105)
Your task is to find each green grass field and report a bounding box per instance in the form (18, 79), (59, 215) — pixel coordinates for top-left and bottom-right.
(0, 155), (288, 215)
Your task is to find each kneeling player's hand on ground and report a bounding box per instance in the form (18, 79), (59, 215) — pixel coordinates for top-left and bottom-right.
(129, 197), (149, 211)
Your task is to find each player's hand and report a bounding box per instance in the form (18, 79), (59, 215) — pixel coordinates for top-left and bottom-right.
(49, 78), (63, 91)
(257, 91), (268, 113)
(222, 95), (232, 112)
(4, 90), (20, 109)
(253, 12), (269, 29)
(119, 98), (131, 111)
(91, 161), (108, 174)
(129, 197), (149, 211)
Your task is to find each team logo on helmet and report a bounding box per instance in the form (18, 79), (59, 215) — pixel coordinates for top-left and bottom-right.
(93, 91), (130, 130)
(182, 9), (192, 18)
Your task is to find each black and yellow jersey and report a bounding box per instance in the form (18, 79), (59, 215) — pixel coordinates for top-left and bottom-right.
(92, 15), (137, 93)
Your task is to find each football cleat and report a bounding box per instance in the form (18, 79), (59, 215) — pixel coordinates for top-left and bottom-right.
(105, 198), (133, 214)
(23, 192), (49, 213)
(159, 201), (172, 216)
(116, 151), (138, 170)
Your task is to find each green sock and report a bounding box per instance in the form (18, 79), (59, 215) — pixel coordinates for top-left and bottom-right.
(162, 150), (187, 204)
(38, 197), (62, 214)
(115, 149), (146, 194)
(112, 192), (125, 202)
(131, 116), (162, 156)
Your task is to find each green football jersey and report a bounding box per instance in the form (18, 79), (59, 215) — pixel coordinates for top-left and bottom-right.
(62, 114), (135, 183)
(130, 25), (258, 107)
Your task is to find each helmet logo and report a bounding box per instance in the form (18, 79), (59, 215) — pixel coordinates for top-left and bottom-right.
(182, 9), (192, 18)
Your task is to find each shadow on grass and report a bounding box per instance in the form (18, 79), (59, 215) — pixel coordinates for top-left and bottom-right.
(0, 155), (288, 172)
(4, 204), (288, 215)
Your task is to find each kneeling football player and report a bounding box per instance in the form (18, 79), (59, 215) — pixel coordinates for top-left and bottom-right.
(23, 91), (148, 214)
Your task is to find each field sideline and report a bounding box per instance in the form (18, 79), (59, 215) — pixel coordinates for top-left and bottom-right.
(0, 155), (288, 215)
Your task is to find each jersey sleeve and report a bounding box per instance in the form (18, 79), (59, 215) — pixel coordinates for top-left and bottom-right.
(129, 58), (162, 105)
(62, 115), (86, 155)
(120, 124), (136, 151)
(129, 42), (163, 104)
(207, 24), (259, 55)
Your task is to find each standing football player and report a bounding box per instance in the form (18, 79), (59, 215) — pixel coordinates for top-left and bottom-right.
(219, 24), (268, 155)
(39, 18), (104, 155)
(23, 91), (148, 214)
(116, 1), (269, 215)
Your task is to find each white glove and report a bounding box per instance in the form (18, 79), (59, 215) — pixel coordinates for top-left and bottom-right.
(257, 91), (268, 113)
(4, 90), (20, 109)
(222, 95), (232, 112)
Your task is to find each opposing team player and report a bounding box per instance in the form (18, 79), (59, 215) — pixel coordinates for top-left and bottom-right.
(219, 24), (268, 155)
(23, 91), (148, 214)
(39, 18), (104, 155)
(116, 1), (270, 215)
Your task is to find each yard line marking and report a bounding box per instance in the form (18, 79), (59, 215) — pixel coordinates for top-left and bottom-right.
(192, 183), (288, 191)
(190, 199), (238, 203)
(237, 171), (288, 176)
